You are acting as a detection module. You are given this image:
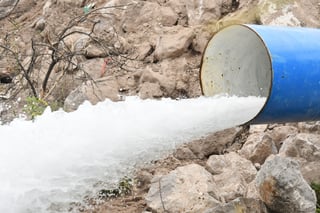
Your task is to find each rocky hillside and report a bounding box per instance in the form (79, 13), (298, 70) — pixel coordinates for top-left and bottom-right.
(0, 0), (320, 212)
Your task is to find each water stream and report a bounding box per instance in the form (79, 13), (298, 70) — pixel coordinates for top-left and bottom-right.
(0, 95), (265, 213)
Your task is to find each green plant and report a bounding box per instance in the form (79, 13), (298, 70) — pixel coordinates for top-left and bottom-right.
(311, 182), (320, 212)
(98, 176), (133, 199)
(24, 96), (48, 119)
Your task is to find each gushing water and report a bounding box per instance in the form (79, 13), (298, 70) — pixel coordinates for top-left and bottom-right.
(0, 96), (265, 213)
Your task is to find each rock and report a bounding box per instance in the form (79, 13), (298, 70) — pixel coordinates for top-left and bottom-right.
(167, 0), (222, 26)
(79, 58), (108, 80)
(121, 2), (177, 33)
(206, 152), (257, 202)
(257, 0), (320, 27)
(159, 6), (178, 27)
(204, 198), (268, 213)
(298, 121), (320, 134)
(146, 164), (220, 213)
(245, 180), (260, 200)
(154, 26), (195, 61)
(256, 156), (317, 213)
(278, 133), (320, 184)
(300, 161), (320, 184)
(239, 133), (277, 165)
(191, 29), (211, 54)
(173, 146), (198, 160)
(135, 42), (154, 61)
(32, 17), (46, 31)
(0, 0), (18, 19)
(188, 127), (244, 159)
(249, 124), (268, 134)
(56, 0), (85, 7)
(278, 133), (320, 162)
(139, 82), (163, 99)
(268, 125), (299, 150)
(64, 78), (120, 111)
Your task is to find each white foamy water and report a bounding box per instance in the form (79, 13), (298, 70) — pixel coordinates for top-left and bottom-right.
(0, 95), (265, 213)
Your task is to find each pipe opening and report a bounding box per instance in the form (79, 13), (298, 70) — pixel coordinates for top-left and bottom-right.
(200, 24), (272, 123)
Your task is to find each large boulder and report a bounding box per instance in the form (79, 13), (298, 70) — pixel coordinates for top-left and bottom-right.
(206, 152), (257, 202)
(146, 164), (220, 213)
(256, 156), (316, 213)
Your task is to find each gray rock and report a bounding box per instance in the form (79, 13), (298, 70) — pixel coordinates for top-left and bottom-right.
(64, 78), (120, 111)
(256, 156), (316, 213)
(204, 198), (268, 213)
(279, 133), (320, 162)
(146, 164), (220, 213)
(206, 152), (257, 202)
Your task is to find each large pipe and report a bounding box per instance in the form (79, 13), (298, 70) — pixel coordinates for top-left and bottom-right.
(200, 24), (320, 124)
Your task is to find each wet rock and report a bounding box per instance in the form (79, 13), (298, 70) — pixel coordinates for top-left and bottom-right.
(146, 164), (220, 213)
(204, 198), (268, 213)
(256, 156), (317, 213)
(188, 127), (244, 159)
(154, 27), (195, 61)
(239, 133), (277, 165)
(206, 152), (257, 202)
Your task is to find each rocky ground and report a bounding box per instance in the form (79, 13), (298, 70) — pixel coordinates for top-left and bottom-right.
(0, 0), (320, 212)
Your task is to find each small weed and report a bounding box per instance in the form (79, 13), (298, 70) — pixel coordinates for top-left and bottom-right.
(24, 96), (48, 119)
(98, 176), (133, 199)
(311, 182), (320, 212)
(23, 96), (62, 119)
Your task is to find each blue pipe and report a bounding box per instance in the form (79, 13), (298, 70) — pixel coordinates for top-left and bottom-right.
(200, 24), (320, 124)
